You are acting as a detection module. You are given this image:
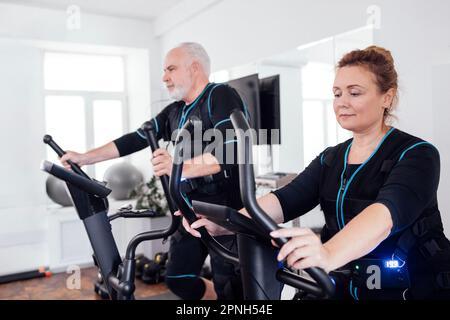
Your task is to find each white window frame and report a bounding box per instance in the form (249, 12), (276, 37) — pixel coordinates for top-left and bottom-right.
(43, 51), (129, 179)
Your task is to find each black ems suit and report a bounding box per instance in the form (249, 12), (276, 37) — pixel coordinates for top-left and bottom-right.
(272, 128), (450, 299)
(114, 82), (247, 299)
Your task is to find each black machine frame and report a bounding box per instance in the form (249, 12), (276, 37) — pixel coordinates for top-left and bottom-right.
(41, 122), (178, 300)
(169, 111), (335, 299)
(40, 111), (335, 300)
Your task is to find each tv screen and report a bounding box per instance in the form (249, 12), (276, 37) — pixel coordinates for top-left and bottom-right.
(227, 74), (261, 132)
(259, 75), (281, 145)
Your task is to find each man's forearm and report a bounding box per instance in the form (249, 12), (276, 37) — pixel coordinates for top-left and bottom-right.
(182, 153), (221, 178)
(85, 141), (121, 164)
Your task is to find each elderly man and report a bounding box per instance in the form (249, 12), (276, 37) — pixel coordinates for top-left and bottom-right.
(61, 42), (247, 300)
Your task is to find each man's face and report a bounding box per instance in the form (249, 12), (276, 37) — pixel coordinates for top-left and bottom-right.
(162, 48), (194, 101)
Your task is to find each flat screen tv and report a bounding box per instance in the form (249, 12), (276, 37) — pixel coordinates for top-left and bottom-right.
(227, 74), (261, 132)
(259, 75), (281, 145)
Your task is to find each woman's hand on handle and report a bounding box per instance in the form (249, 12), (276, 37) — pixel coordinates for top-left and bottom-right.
(271, 227), (333, 273)
(174, 211), (233, 237)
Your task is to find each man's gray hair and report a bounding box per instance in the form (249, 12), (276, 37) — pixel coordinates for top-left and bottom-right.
(177, 42), (211, 76)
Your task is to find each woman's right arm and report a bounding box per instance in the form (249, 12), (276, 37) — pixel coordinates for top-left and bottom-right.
(239, 192), (284, 223)
(178, 192), (284, 237)
(179, 151), (326, 237)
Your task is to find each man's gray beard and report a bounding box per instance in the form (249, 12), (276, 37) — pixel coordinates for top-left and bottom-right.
(168, 84), (189, 102)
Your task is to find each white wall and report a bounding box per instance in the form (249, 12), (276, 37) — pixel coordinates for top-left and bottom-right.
(0, 3), (159, 275)
(155, 0), (450, 236)
(257, 65), (304, 173)
(371, 0), (450, 140)
(0, 43), (49, 275)
(0, 2), (158, 135)
(432, 64), (450, 242)
(0, 3), (153, 48)
(158, 0), (449, 137)
(159, 0), (370, 71)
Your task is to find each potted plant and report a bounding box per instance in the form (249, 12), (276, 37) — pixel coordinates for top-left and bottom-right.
(129, 176), (168, 215)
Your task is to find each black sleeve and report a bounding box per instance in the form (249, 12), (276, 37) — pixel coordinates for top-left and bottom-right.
(271, 154), (323, 223)
(136, 103), (174, 142)
(113, 103), (175, 157)
(113, 132), (148, 157)
(375, 143), (440, 234)
(207, 85), (246, 171)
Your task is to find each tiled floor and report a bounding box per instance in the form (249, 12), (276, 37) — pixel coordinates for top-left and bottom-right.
(0, 267), (172, 300)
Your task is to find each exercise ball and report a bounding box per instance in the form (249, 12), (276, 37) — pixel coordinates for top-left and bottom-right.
(46, 175), (73, 207)
(103, 162), (144, 200)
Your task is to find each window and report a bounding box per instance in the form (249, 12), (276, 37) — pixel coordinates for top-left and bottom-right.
(43, 52), (127, 180)
(93, 100), (124, 180)
(45, 96), (86, 163)
(302, 62), (351, 165)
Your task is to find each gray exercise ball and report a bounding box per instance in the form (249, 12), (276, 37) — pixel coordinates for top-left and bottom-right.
(46, 175), (73, 207)
(103, 162), (144, 200)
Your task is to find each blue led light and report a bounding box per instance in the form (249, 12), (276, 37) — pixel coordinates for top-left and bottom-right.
(385, 260), (400, 268)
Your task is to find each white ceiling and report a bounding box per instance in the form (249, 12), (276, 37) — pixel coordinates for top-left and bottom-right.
(0, 0), (184, 21)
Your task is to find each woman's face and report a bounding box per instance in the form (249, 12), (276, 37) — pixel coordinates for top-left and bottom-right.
(333, 66), (392, 133)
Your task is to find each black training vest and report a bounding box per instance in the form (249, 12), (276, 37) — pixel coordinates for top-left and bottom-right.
(318, 128), (442, 260)
(160, 83), (247, 210)
(160, 83), (245, 145)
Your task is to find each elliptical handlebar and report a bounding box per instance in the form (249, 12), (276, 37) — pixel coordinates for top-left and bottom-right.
(191, 200), (269, 239)
(40, 160), (111, 198)
(43, 135), (91, 180)
(42, 127), (182, 300)
(169, 118), (239, 265)
(123, 121), (181, 260)
(141, 121), (178, 215)
(230, 110), (335, 298)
